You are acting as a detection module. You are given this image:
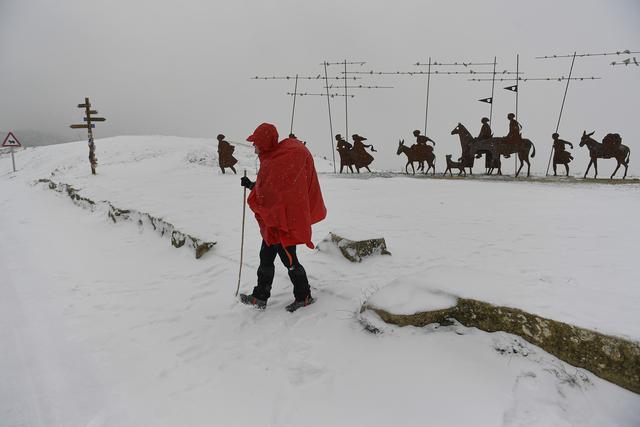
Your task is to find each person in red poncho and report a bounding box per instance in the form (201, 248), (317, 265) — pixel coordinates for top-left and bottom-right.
(239, 123), (327, 312)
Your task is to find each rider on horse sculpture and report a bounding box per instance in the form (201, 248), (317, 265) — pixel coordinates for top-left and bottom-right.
(478, 117), (493, 140)
(413, 129), (436, 159)
(504, 113), (522, 158)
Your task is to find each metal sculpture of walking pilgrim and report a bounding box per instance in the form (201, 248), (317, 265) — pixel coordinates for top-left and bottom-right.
(351, 134), (376, 173)
(477, 117), (500, 174)
(70, 98), (106, 175)
(551, 133), (574, 176)
(216, 134), (238, 174)
(579, 131), (630, 179)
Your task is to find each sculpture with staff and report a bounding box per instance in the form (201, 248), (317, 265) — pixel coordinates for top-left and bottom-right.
(551, 133), (574, 176)
(217, 134), (238, 174)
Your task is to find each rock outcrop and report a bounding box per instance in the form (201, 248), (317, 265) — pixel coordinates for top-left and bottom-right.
(363, 296), (640, 394)
(37, 179), (216, 259)
(320, 232), (391, 263)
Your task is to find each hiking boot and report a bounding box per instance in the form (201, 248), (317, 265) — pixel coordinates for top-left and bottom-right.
(285, 296), (315, 313)
(239, 293), (267, 309)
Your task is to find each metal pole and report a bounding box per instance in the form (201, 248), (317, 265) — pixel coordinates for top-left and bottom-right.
(236, 170), (248, 296)
(324, 62), (337, 173)
(546, 51), (577, 176)
(424, 57), (431, 135)
(344, 60), (349, 142)
(515, 54), (519, 120)
(11, 149), (16, 172)
(515, 54), (519, 174)
(489, 56), (496, 124)
(289, 74), (298, 135)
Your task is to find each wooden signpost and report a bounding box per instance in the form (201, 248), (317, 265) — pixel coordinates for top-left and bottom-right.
(70, 97), (106, 175)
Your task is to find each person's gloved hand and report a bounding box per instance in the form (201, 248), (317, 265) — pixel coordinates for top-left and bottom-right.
(240, 176), (255, 190)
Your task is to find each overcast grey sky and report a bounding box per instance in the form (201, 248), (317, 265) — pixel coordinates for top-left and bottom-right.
(1, 0), (639, 173)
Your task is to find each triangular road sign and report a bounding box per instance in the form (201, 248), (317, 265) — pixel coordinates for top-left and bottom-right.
(2, 132), (21, 147)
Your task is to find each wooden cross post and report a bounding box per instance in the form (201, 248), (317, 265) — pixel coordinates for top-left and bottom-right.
(70, 97), (106, 175)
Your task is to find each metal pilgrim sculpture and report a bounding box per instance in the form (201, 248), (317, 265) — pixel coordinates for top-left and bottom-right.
(551, 133), (574, 176)
(451, 122), (498, 175)
(477, 117), (501, 174)
(216, 134), (238, 174)
(336, 134), (355, 173)
(579, 131), (631, 179)
(501, 113), (537, 177)
(334, 133), (376, 174)
(395, 130), (436, 175)
(243, 53), (630, 181)
(351, 134), (376, 173)
(70, 97), (106, 175)
(449, 115), (535, 177)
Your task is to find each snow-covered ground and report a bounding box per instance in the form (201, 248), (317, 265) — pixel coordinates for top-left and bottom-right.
(1, 136), (639, 426)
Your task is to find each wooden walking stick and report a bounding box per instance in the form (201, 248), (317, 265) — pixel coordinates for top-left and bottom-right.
(235, 170), (248, 296)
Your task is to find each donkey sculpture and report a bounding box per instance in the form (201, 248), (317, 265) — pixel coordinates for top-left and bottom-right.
(396, 139), (435, 175)
(579, 131), (630, 179)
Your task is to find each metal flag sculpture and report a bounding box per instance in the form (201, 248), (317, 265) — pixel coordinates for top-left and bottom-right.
(611, 56), (640, 67)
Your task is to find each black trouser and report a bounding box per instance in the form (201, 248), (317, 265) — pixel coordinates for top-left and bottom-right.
(252, 241), (311, 302)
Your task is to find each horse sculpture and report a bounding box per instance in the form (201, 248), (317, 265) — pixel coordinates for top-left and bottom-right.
(451, 123), (536, 177)
(579, 131), (630, 179)
(336, 138), (355, 173)
(499, 136), (536, 177)
(451, 123), (496, 174)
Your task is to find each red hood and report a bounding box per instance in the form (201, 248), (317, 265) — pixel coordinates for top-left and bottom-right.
(246, 126), (327, 249)
(247, 123), (279, 157)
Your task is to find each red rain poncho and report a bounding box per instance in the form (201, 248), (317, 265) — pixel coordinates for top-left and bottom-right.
(247, 123), (327, 249)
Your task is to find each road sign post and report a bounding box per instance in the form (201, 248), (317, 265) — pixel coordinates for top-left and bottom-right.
(2, 132), (21, 172)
